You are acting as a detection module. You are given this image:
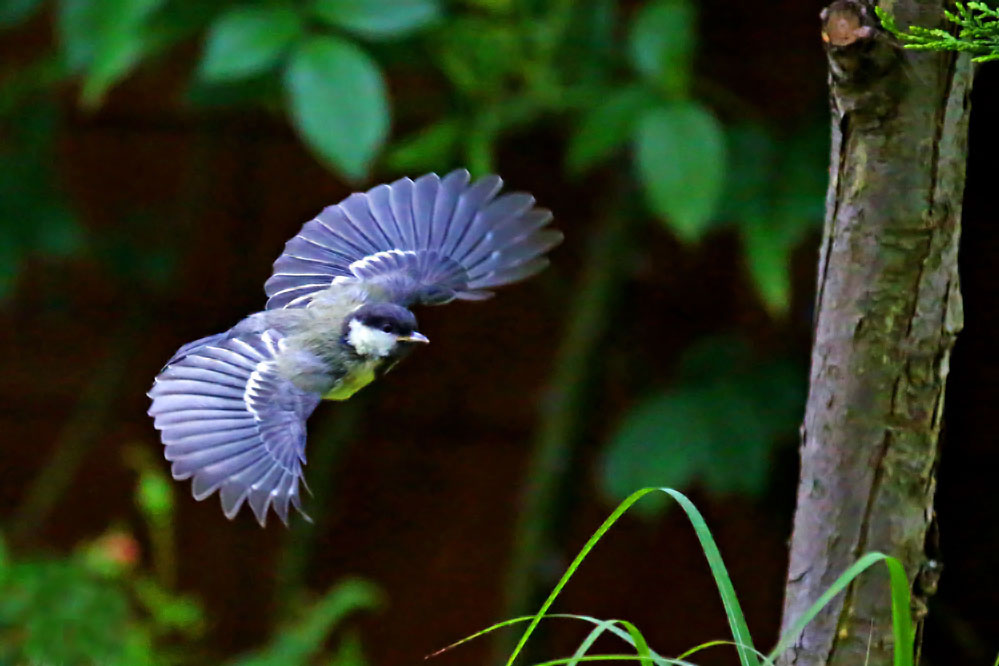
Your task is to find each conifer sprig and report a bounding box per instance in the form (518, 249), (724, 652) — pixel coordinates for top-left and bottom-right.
(876, 2), (999, 62)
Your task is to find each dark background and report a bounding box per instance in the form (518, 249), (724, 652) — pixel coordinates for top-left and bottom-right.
(1, 1), (996, 664)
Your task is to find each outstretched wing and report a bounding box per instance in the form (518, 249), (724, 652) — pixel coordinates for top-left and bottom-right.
(148, 330), (320, 526)
(264, 169), (562, 309)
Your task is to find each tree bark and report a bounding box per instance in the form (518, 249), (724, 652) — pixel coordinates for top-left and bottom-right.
(778, 2), (971, 665)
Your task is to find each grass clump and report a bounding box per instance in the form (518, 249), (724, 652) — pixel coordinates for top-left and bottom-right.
(436, 487), (919, 666)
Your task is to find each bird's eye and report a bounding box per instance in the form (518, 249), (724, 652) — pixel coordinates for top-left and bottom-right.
(381, 323), (393, 333)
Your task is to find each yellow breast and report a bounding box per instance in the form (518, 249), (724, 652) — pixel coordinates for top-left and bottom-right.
(322, 360), (380, 401)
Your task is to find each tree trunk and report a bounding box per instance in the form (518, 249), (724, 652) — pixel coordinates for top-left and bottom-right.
(778, 2), (972, 665)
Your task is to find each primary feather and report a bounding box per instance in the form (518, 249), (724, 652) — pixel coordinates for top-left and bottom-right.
(149, 169), (561, 526)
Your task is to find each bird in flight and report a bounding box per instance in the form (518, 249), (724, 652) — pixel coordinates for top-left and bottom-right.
(148, 170), (562, 526)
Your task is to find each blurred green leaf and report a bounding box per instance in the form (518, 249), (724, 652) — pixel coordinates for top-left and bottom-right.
(231, 578), (382, 666)
(559, 0), (618, 85)
(35, 210), (84, 257)
(0, 104), (83, 301)
(385, 119), (462, 173)
(721, 121), (826, 313)
(567, 85), (655, 175)
(137, 468), (174, 523)
(719, 124), (776, 227)
(0, 0), (42, 28)
(635, 102), (725, 241)
(0, 555), (153, 664)
(330, 630), (367, 665)
(72, 0), (166, 106)
(774, 123), (828, 224)
(284, 36), (389, 180)
(199, 7), (302, 82)
(743, 222), (795, 315)
(57, 0), (104, 73)
(600, 336), (804, 516)
(312, 0), (440, 39)
(133, 578), (204, 634)
(434, 17), (520, 98)
(601, 387), (718, 516)
(628, 0), (694, 95)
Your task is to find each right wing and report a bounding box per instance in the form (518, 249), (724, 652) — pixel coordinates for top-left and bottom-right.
(264, 169), (562, 309)
(148, 330), (320, 526)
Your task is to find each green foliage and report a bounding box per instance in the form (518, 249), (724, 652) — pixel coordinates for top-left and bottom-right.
(0, 104), (83, 300)
(0, 0), (42, 27)
(328, 630), (368, 666)
(635, 102), (726, 241)
(601, 337), (804, 516)
(284, 36), (390, 181)
(198, 7), (302, 82)
(876, 2), (999, 62)
(312, 0), (441, 40)
(55, 0), (168, 106)
(0, 534), (378, 666)
(231, 579), (381, 666)
(386, 118), (463, 173)
(1, 0), (826, 310)
(567, 85), (656, 176)
(441, 488), (917, 666)
(721, 122), (827, 313)
(137, 466), (174, 524)
(628, 0), (694, 96)
(0, 455), (380, 665)
(0, 531), (166, 664)
(433, 16), (522, 99)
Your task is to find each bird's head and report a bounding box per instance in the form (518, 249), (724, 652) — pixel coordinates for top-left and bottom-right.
(344, 303), (429, 359)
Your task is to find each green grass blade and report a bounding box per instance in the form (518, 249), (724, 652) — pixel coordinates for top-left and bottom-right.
(765, 552), (914, 666)
(619, 619), (653, 665)
(675, 640), (768, 663)
(567, 619), (613, 665)
(567, 618), (676, 666)
(559, 619), (660, 666)
(658, 488), (759, 666)
(431, 613), (656, 660)
(429, 615), (538, 657)
(532, 655), (692, 666)
(505, 488), (759, 666)
(504, 489), (654, 666)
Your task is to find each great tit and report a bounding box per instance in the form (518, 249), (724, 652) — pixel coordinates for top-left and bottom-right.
(148, 170), (561, 526)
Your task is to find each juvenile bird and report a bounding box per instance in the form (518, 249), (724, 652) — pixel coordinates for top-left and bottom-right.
(148, 170), (561, 526)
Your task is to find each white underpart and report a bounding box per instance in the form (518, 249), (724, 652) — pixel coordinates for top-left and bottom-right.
(347, 319), (397, 358)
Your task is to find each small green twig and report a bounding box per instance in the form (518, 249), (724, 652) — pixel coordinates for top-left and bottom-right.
(876, 2), (999, 62)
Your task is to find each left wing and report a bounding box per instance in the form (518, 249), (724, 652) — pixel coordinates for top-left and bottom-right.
(148, 330), (320, 526)
(264, 169), (561, 309)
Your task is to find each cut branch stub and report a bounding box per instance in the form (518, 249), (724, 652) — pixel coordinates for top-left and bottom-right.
(822, 0), (904, 120)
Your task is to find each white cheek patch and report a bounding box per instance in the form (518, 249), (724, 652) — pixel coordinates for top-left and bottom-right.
(347, 320), (397, 358)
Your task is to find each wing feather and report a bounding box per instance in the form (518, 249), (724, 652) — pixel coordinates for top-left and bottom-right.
(149, 330), (320, 526)
(264, 169), (561, 309)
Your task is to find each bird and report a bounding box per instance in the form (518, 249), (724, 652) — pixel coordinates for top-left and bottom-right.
(148, 169), (562, 527)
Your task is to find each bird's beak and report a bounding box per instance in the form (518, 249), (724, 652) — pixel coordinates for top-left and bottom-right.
(397, 331), (430, 344)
